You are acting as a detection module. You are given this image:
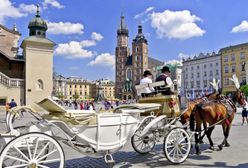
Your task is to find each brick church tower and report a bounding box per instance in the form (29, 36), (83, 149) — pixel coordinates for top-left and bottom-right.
(132, 24), (148, 85)
(115, 16), (148, 100)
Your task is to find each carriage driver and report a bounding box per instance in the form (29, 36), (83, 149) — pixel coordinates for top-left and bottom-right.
(155, 66), (174, 95)
(140, 70), (155, 97)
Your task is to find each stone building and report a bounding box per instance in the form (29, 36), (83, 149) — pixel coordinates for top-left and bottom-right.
(181, 52), (221, 99)
(0, 5), (55, 110)
(53, 75), (115, 101)
(91, 79), (115, 100)
(66, 77), (92, 100)
(219, 43), (248, 93)
(115, 16), (163, 100)
(53, 73), (67, 98)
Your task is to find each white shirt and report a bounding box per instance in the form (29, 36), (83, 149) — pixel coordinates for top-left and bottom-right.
(140, 77), (155, 94)
(166, 76), (173, 87)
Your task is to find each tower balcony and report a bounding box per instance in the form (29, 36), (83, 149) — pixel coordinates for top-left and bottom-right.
(0, 72), (24, 88)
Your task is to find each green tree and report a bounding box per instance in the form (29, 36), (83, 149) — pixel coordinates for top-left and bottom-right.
(240, 84), (248, 97)
(56, 92), (64, 99)
(73, 92), (79, 101)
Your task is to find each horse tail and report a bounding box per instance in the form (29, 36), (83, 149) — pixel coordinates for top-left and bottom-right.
(190, 104), (203, 131)
(189, 107), (196, 131)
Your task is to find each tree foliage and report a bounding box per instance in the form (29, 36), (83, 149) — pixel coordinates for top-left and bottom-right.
(240, 84), (248, 96)
(73, 92), (79, 101)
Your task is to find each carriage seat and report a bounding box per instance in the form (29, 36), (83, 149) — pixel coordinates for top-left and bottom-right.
(138, 95), (180, 117)
(36, 97), (96, 120)
(135, 81), (166, 97)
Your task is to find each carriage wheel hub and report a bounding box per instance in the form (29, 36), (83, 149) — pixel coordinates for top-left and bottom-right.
(28, 162), (37, 168)
(143, 136), (150, 144)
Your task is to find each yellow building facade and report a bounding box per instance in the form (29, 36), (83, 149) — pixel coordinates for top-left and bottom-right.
(220, 43), (248, 93)
(66, 77), (92, 100)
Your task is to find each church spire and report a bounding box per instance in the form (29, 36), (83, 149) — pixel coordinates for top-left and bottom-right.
(133, 24), (147, 44)
(36, 4), (40, 17)
(28, 4), (47, 38)
(117, 15), (128, 36)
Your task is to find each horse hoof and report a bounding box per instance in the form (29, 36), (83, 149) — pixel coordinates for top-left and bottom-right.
(218, 145), (223, 150)
(225, 143), (230, 147)
(195, 150), (201, 155)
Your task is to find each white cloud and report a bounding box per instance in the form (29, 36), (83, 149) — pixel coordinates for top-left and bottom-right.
(43, 0), (64, 9)
(134, 6), (155, 19)
(231, 20), (248, 33)
(150, 10), (205, 40)
(91, 32), (103, 41)
(47, 22), (84, 35)
(0, 0), (25, 23)
(55, 41), (94, 59)
(88, 53), (115, 68)
(80, 40), (96, 47)
(19, 4), (37, 15)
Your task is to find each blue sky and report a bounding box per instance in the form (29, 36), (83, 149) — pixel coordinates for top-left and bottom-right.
(2, 0), (248, 81)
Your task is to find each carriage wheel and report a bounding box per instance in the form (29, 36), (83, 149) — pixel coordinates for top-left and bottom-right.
(164, 128), (191, 164)
(131, 117), (156, 154)
(0, 132), (65, 168)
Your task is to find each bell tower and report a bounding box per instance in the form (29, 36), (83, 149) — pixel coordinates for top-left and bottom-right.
(132, 24), (148, 85)
(115, 15), (130, 99)
(21, 4), (55, 108)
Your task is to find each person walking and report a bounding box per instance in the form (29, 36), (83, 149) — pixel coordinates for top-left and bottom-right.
(242, 101), (248, 125)
(9, 99), (17, 109)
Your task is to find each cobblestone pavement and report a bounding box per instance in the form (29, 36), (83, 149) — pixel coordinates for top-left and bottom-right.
(0, 108), (248, 168)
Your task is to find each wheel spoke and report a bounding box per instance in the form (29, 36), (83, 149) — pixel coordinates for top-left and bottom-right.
(181, 142), (189, 147)
(38, 158), (61, 164)
(166, 145), (174, 148)
(146, 143), (151, 150)
(134, 134), (141, 138)
(13, 145), (30, 161)
(178, 136), (187, 144)
(168, 147), (175, 155)
(37, 149), (58, 162)
(172, 147), (177, 158)
(5, 164), (28, 168)
(25, 138), (32, 160)
(4, 155), (28, 163)
(33, 138), (39, 159)
(135, 140), (143, 147)
(37, 164), (50, 168)
(180, 146), (188, 152)
(35, 141), (50, 160)
(140, 142), (145, 150)
(177, 148), (183, 157)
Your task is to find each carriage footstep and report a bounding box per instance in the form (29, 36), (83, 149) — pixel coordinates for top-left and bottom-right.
(104, 154), (115, 167)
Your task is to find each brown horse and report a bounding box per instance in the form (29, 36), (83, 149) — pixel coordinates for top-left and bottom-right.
(180, 92), (221, 144)
(190, 89), (246, 154)
(180, 92), (220, 125)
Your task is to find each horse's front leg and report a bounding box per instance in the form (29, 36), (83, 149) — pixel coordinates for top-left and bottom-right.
(218, 122), (230, 150)
(224, 123), (232, 147)
(206, 126), (215, 150)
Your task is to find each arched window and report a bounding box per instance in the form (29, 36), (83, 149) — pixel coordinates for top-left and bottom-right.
(126, 68), (132, 80)
(37, 79), (44, 90)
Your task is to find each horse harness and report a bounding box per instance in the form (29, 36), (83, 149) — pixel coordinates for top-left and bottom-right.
(218, 98), (236, 118)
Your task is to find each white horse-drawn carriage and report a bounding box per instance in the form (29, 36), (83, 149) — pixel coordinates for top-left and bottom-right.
(0, 81), (191, 167)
